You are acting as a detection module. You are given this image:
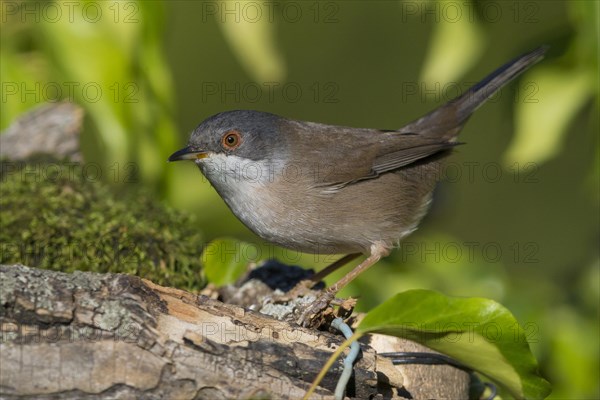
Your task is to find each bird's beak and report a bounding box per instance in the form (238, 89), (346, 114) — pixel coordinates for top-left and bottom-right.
(168, 146), (209, 162)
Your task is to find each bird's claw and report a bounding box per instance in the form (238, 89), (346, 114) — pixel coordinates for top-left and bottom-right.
(296, 290), (336, 328)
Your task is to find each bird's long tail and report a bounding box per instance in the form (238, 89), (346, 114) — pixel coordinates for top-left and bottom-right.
(399, 46), (548, 140)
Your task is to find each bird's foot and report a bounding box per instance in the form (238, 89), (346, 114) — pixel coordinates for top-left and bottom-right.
(297, 289), (335, 328)
(296, 290), (357, 328)
(263, 277), (355, 328)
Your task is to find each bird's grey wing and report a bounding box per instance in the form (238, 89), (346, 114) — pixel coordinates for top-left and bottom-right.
(283, 120), (380, 184)
(283, 120), (457, 191)
(371, 139), (459, 175)
(318, 136), (458, 192)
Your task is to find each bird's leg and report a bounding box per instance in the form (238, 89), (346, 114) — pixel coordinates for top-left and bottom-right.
(309, 253), (362, 283)
(275, 253), (361, 302)
(297, 243), (390, 327)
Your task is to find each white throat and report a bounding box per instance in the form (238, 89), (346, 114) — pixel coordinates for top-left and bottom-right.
(196, 153), (279, 186)
(195, 153), (287, 241)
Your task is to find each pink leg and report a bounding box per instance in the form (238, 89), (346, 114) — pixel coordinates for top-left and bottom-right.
(298, 243), (390, 327)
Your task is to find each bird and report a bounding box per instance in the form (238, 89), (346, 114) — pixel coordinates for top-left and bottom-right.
(169, 46), (548, 326)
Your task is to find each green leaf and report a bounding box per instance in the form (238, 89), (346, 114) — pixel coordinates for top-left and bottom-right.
(357, 289), (551, 399)
(503, 65), (594, 166)
(201, 238), (253, 286)
(419, 0), (485, 86)
(217, 1), (286, 82)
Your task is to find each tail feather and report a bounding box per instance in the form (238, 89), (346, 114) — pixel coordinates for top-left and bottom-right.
(399, 46), (548, 140)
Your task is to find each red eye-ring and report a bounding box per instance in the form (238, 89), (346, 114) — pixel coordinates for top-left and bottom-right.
(221, 130), (242, 150)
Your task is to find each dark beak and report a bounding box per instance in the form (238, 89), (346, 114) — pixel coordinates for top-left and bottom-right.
(168, 146), (208, 162)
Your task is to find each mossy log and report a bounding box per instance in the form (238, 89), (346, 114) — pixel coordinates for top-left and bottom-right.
(0, 264), (470, 399)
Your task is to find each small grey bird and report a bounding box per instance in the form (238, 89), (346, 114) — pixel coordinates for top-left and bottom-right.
(170, 46), (547, 325)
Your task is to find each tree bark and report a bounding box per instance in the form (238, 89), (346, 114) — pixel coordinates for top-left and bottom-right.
(0, 264), (470, 399)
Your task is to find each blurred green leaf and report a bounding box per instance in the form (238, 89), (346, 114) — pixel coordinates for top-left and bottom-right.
(0, 50), (45, 130)
(504, 0), (598, 166)
(217, 0), (286, 82)
(546, 306), (599, 399)
(419, 0), (485, 86)
(1, 0), (178, 189)
(357, 289), (551, 399)
(504, 65), (594, 165)
(201, 237), (254, 285)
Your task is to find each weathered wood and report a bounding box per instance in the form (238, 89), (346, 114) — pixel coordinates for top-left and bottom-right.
(0, 264), (470, 399)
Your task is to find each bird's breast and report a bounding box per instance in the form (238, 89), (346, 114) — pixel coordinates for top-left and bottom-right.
(196, 154), (363, 253)
(196, 154), (433, 255)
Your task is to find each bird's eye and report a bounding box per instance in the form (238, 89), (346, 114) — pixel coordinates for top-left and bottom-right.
(221, 130), (242, 150)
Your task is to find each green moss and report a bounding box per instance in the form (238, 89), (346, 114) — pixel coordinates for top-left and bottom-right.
(0, 157), (205, 291)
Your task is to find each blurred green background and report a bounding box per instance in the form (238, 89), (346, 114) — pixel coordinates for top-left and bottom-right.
(1, 0), (598, 398)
